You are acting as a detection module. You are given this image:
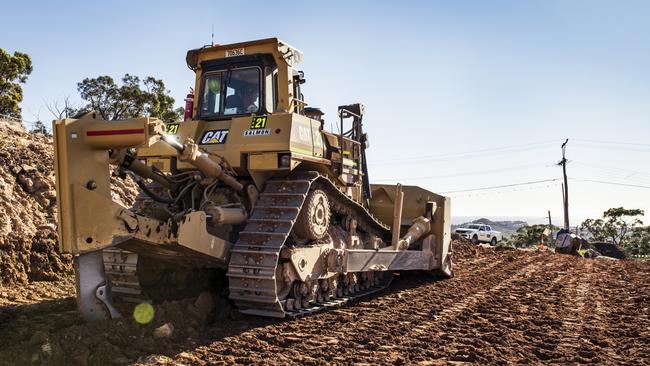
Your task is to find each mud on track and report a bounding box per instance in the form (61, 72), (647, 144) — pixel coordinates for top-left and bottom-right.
(1, 244), (648, 365)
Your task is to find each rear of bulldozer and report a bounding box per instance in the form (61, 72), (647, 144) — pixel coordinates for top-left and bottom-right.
(53, 38), (453, 321)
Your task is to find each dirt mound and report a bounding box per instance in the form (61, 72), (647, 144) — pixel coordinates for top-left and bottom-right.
(451, 237), (480, 260)
(0, 119), (138, 285)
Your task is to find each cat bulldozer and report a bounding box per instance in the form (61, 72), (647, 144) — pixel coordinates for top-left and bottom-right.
(53, 38), (453, 320)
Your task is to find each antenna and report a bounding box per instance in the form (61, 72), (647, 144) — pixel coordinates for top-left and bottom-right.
(211, 24), (214, 46)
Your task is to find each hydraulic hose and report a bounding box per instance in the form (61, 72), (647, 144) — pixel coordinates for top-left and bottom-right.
(135, 178), (174, 204)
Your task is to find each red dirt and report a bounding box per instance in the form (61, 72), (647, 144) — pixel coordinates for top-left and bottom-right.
(1, 242), (648, 365)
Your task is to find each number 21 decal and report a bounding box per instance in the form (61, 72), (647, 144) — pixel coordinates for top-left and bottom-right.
(250, 116), (267, 129)
(165, 123), (179, 135)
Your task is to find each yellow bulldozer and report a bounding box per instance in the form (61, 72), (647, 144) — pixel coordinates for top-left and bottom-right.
(53, 38), (452, 320)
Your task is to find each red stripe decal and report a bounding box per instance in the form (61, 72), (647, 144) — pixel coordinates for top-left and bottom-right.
(86, 128), (145, 136)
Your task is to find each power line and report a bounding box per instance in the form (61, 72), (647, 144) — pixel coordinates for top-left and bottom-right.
(572, 138), (650, 148)
(573, 161), (650, 178)
(372, 140), (561, 166)
(439, 179), (559, 194)
(448, 182), (558, 198)
(372, 162), (554, 182)
(572, 142), (650, 153)
(571, 161), (650, 185)
(569, 178), (650, 190)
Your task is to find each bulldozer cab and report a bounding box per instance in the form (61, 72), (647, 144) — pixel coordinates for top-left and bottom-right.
(186, 38), (305, 118)
(182, 38), (369, 194)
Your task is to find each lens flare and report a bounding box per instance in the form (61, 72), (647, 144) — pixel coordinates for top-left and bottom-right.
(133, 303), (155, 324)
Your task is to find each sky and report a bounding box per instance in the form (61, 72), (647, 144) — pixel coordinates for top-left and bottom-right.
(2, 0), (649, 225)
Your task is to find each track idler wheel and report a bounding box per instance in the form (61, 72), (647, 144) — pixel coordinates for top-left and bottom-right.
(294, 189), (330, 240)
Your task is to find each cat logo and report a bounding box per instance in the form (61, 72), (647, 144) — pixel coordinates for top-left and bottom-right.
(199, 129), (229, 145)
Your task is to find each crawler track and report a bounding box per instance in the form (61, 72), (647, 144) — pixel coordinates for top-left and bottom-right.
(102, 248), (143, 302)
(228, 172), (391, 317)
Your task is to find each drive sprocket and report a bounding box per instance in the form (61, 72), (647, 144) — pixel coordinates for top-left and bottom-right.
(294, 189), (330, 240)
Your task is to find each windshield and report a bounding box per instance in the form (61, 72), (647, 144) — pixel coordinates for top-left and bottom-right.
(464, 224), (482, 229)
(199, 67), (260, 118)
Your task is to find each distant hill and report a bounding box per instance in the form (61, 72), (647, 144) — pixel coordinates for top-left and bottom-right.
(451, 218), (528, 236)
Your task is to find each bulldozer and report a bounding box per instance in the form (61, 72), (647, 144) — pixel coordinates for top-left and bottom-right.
(53, 38), (453, 320)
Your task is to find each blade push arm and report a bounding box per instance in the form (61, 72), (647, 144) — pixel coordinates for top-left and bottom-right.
(53, 113), (165, 254)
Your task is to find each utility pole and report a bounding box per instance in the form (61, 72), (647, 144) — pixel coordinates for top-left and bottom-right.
(558, 139), (570, 230)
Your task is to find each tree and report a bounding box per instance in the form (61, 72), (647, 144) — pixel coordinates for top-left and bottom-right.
(29, 120), (50, 136)
(0, 49), (33, 119)
(628, 226), (650, 256)
(76, 74), (182, 121)
(509, 224), (558, 248)
(580, 207), (644, 246)
(45, 96), (80, 119)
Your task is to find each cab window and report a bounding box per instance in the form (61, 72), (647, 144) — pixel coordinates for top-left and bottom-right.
(224, 68), (260, 115)
(199, 67), (261, 118)
(200, 73), (222, 116)
(264, 67), (275, 113)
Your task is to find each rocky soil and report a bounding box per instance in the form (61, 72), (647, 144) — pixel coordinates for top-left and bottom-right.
(0, 119), (138, 285)
(0, 241), (648, 365)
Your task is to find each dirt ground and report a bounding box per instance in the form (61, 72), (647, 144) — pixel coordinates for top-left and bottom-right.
(1, 242), (648, 365)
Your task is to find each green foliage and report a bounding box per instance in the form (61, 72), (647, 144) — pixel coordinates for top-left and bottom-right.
(29, 121), (50, 136)
(581, 207), (649, 256)
(495, 238), (516, 250)
(581, 207), (644, 246)
(509, 224), (558, 248)
(76, 74), (181, 121)
(0, 49), (33, 119)
(628, 226), (650, 256)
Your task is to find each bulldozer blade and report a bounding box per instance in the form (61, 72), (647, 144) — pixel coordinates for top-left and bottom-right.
(74, 251), (122, 321)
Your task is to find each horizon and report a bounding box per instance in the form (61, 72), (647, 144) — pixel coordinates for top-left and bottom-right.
(2, 0), (649, 222)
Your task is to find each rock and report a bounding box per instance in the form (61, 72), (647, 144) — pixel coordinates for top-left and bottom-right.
(152, 323), (174, 338)
(111, 356), (130, 364)
(137, 354), (173, 364)
(596, 255), (619, 261)
(17, 175), (34, 192)
(38, 223), (57, 231)
(325, 337), (339, 345)
(583, 248), (600, 258)
(29, 330), (49, 345)
(21, 164), (37, 173)
(194, 291), (216, 315)
(71, 345), (90, 366)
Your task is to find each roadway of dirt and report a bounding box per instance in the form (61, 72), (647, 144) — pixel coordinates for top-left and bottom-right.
(1, 243), (648, 365)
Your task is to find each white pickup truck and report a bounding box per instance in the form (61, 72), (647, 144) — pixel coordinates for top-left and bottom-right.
(455, 224), (502, 245)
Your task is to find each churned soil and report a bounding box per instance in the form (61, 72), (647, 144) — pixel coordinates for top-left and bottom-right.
(0, 119), (138, 285)
(0, 241), (648, 365)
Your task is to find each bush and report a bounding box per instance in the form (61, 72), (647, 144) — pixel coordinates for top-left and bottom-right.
(509, 224), (558, 248)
